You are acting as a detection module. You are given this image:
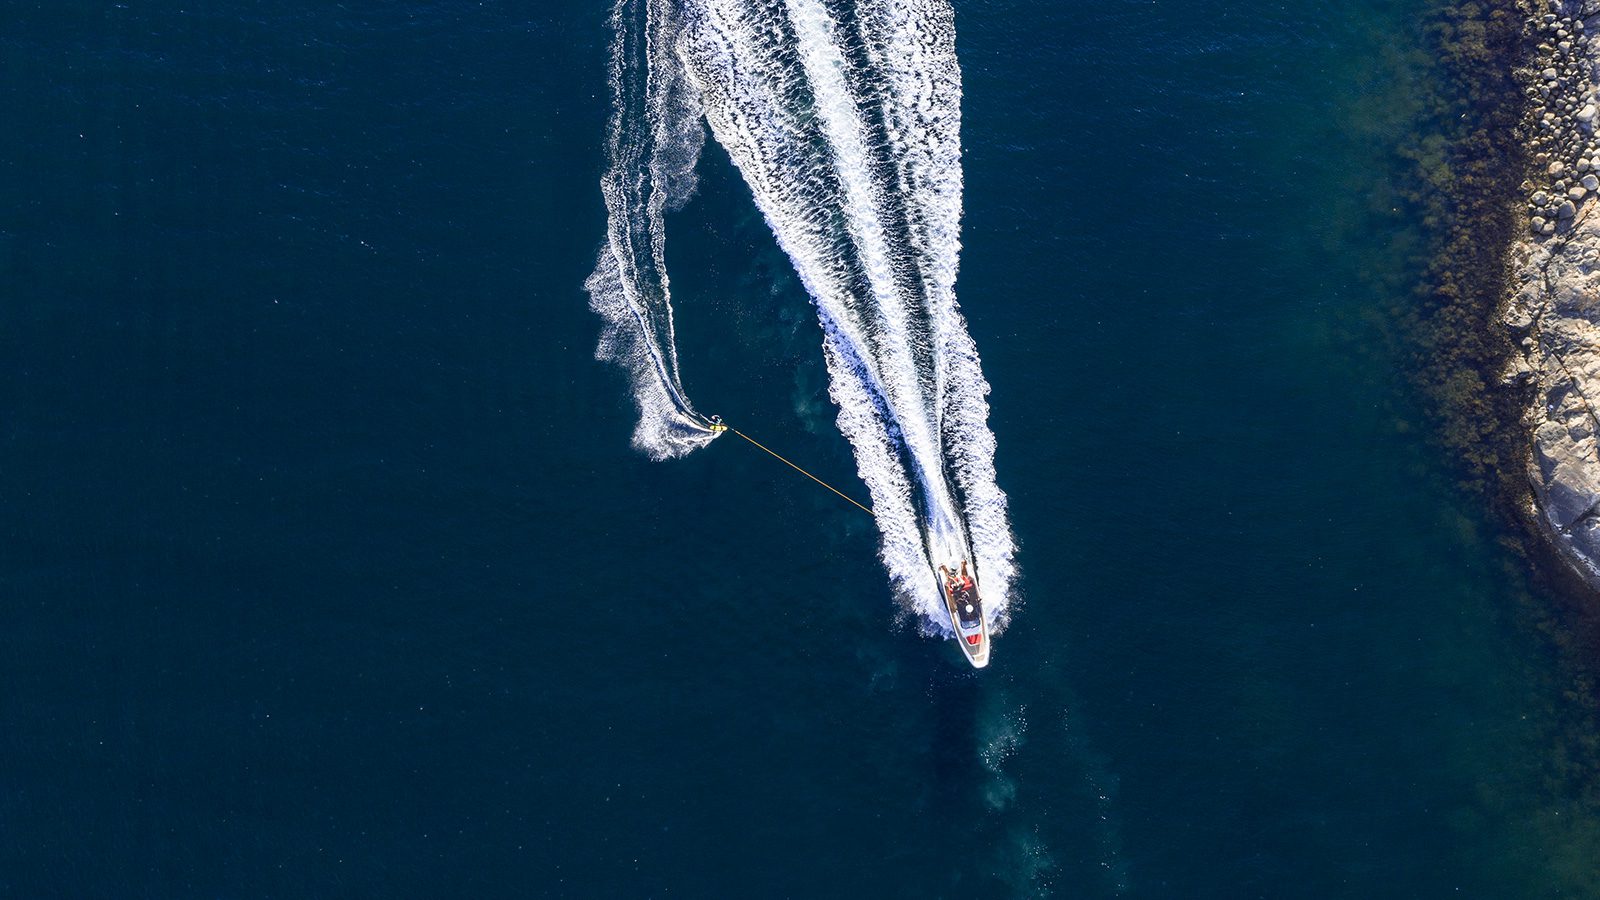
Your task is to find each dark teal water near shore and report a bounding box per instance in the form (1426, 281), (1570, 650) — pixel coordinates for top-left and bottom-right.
(4, 1), (1599, 895)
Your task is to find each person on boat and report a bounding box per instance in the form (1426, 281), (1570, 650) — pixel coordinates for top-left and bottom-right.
(939, 563), (975, 593)
(937, 565), (981, 633)
(940, 563), (978, 610)
(939, 564), (959, 596)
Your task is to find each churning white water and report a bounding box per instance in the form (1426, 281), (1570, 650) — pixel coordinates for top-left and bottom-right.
(588, 0), (1015, 633)
(586, 0), (716, 460)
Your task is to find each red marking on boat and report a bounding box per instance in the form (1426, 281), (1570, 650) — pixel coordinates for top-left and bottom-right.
(966, 634), (981, 646)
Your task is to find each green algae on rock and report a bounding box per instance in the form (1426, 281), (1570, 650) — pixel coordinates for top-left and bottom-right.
(1397, 0), (1532, 500)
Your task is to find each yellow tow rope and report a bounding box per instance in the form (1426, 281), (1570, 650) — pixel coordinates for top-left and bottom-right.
(717, 423), (875, 519)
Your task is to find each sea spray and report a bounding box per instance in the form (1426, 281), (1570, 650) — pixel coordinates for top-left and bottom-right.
(587, 0), (718, 460)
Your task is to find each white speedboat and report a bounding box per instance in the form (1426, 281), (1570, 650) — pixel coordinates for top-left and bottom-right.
(940, 564), (990, 668)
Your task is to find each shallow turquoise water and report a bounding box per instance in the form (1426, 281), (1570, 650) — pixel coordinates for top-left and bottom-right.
(2, 0), (1595, 895)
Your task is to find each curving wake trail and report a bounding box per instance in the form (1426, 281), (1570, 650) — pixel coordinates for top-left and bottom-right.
(587, 0), (720, 460)
(590, 0), (1015, 633)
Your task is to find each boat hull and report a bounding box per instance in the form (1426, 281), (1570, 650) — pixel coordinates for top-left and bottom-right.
(942, 580), (990, 668)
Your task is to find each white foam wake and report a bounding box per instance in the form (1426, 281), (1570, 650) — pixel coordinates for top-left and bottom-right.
(675, 0), (1015, 631)
(592, 0), (1016, 632)
(587, 0), (720, 460)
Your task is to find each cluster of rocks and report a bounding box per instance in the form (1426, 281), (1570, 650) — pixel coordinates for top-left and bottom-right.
(1504, 1), (1600, 585)
(1525, 5), (1600, 234)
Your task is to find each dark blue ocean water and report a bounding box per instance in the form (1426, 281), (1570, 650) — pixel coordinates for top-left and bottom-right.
(4, 1), (1597, 896)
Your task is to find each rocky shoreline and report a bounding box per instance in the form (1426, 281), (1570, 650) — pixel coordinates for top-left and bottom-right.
(1504, 0), (1600, 588)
